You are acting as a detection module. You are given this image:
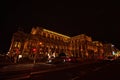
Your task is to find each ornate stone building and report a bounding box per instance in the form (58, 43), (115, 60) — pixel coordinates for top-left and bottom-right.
(92, 41), (104, 59)
(103, 43), (115, 57)
(8, 26), (112, 63)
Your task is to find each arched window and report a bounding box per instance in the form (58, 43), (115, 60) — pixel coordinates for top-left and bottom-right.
(14, 41), (21, 49)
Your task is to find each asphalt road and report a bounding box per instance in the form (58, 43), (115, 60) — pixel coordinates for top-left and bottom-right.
(80, 60), (120, 80)
(1, 60), (119, 80)
(29, 61), (111, 80)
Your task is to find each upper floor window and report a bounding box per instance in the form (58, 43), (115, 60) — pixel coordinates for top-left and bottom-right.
(14, 41), (21, 49)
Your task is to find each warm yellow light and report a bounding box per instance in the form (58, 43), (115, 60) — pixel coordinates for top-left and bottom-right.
(39, 42), (42, 45)
(18, 55), (22, 58)
(31, 28), (37, 35)
(43, 29), (70, 38)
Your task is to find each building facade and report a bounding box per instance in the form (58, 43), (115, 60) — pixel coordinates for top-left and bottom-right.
(8, 27), (116, 63)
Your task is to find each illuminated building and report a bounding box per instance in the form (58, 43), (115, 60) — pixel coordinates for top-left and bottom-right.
(92, 41), (104, 59)
(103, 43), (119, 58)
(8, 26), (116, 63)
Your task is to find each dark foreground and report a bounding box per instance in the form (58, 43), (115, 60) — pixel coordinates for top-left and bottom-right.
(29, 60), (120, 80)
(0, 60), (120, 80)
(80, 60), (120, 80)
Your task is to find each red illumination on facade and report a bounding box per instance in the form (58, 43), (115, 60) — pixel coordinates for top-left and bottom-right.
(32, 48), (37, 52)
(15, 48), (19, 54)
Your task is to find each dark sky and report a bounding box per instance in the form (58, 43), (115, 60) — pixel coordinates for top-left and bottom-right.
(0, 1), (120, 53)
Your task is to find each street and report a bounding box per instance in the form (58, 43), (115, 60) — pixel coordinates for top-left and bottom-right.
(0, 60), (120, 80)
(80, 60), (120, 80)
(29, 60), (120, 80)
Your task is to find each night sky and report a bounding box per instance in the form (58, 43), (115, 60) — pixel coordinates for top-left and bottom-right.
(0, 1), (120, 53)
